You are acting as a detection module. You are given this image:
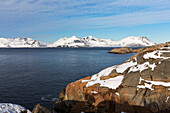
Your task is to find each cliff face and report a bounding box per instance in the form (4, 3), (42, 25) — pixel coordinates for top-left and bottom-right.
(54, 42), (170, 113)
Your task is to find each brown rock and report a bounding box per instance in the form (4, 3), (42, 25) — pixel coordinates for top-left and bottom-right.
(108, 47), (133, 54)
(32, 104), (51, 113)
(55, 42), (170, 113)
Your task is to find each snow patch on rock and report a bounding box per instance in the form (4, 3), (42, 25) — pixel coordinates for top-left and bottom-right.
(137, 77), (170, 91)
(82, 66), (124, 89)
(0, 103), (31, 113)
(128, 62), (156, 73)
(143, 50), (170, 60)
(82, 66), (115, 83)
(116, 60), (137, 73)
(82, 46), (169, 90)
(165, 96), (169, 102)
(91, 91), (98, 94)
(115, 92), (120, 96)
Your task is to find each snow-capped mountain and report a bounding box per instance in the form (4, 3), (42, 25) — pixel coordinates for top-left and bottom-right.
(49, 36), (155, 47)
(117, 36), (156, 47)
(0, 36), (155, 48)
(0, 38), (48, 48)
(48, 36), (86, 47)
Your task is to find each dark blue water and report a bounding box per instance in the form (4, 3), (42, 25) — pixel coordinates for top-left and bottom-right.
(0, 48), (135, 110)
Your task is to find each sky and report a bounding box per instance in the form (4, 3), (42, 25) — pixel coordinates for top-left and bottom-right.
(0, 0), (170, 43)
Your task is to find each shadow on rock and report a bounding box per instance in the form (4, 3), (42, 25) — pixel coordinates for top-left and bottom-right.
(54, 100), (169, 113)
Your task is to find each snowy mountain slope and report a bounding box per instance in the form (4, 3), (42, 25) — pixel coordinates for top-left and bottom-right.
(117, 36), (156, 47)
(49, 36), (155, 47)
(83, 36), (119, 47)
(0, 36), (155, 48)
(48, 36), (86, 47)
(0, 38), (48, 48)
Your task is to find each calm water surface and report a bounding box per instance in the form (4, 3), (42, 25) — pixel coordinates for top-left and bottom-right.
(0, 48), (135, 110)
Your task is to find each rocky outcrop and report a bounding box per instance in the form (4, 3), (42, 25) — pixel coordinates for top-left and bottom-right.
(55, 42), (170, 113)
(108, 47), (143, 54)
(109, 42), (170, 54)
(108, 47), (145, 54)
(32, 104), (52, 113)
(108, 47), (134, 54)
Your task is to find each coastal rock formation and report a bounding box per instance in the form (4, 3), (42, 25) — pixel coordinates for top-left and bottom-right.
(108, 42), (170, 54)
(108, 47), (145, 54)
(32, 104), (51, 113)
(108, 47), (134, 54)
(54, 42), (170, 113)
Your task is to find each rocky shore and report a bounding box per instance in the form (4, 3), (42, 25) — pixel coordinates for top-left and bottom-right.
(53, 42), (170, 113)
(108, 47), (144, 54)
(3, 42), (169, 113)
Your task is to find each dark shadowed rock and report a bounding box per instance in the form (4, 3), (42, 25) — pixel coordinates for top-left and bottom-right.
(32, 104), (52, 113)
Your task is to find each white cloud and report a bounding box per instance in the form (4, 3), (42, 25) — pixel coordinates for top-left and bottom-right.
(0, 0), (170, 31)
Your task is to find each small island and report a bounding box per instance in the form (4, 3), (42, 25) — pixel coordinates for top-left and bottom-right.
(108, 47), (144, 54)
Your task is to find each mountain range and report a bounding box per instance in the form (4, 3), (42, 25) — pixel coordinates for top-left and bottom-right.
(0, 36), (156, 48)
(0, 38), (47, 48)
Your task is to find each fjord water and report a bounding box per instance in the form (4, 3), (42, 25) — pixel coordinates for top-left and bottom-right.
(0, 48), (135, 110)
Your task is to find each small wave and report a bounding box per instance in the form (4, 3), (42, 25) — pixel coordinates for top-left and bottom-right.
(41, 94), (58, 102)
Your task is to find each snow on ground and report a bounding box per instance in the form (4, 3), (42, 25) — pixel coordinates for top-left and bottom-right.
(99, 76), (124, 89)
(91, 91), (98, 94)
(0, 103), (31, 113)
(143, 50), (170, 60)
(116, 60), (137, 73)
(137, 77), (170, 90)
(128, 62), (156, 73)
(165, 96), (169, 102)
(82, 66), (124, 89)
(82, 73), (124, 89)
(82, 66), (115, 83)
(115, 92), (120, 96)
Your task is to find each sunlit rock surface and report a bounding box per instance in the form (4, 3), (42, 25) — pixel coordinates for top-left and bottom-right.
(55, 42), (170, 113)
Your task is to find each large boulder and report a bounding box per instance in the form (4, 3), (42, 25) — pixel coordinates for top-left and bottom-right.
(55, 43), (170, 113)
(32, 104), (52, 113)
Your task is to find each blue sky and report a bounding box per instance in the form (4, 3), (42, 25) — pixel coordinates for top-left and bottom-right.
(0, 0), (170, 43)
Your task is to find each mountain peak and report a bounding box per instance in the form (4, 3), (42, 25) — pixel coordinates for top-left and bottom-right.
(122, 36), (151, 41)
(0, 37), (48, 48)
(70, 35), (77, 39)
(87, 35), (93, 38)
(0, 36), (156, 48)
(50, 36), (155, 47)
